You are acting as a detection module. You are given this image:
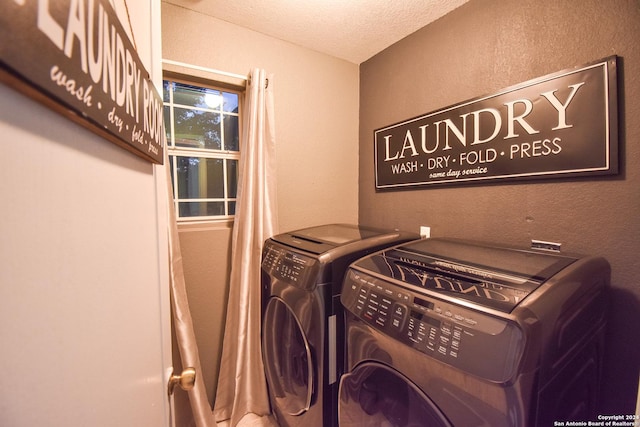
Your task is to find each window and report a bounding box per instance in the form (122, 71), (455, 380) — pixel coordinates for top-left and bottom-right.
(163, 78), (241, 221)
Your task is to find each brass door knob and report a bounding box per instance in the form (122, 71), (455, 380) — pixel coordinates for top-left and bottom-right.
(168, 367), (196, 395)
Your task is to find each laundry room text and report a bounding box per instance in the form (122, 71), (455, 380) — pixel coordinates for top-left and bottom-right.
(1, 0), (165, 164)
(374, 56), (618, 190)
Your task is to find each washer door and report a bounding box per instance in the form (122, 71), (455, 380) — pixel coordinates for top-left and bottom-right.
(262, 297), (314, 416)
(339, 361), (452, 427)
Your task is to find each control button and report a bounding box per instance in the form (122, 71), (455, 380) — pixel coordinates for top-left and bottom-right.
(397, 292), (411, 301)
(356, 288), (369, 312)
(407, 327), (416, 339)
(428, 328), (437, 340)
(390, 303), (407, 331)
(392, 303), (407, 318)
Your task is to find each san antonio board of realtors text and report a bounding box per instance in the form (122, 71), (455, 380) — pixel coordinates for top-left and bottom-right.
(374, 56), (618, 190)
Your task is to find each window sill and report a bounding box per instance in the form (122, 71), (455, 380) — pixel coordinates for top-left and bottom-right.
(177, 219), (234, 233)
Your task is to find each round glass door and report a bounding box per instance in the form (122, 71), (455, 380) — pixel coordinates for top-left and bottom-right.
(339, 361), (452, 427)
(262, 297), (314, 416)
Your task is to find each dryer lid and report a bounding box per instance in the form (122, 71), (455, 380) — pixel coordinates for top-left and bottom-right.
(271, 223), (399, 254)
(353, 238), (578, 312)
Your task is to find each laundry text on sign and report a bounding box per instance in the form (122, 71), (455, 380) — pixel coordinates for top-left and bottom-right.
(2, 0), (165, 163)
(383, 82), (583, 163)
(374, 57), (618, 189)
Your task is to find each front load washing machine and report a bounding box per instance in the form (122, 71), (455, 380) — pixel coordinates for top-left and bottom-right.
(261, 224), (419, 427)
(339, 238), (610, 427)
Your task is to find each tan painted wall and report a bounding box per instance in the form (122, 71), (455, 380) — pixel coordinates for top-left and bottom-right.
(162, 3), (360, 232)
(162, 3), (360, 423)
(359, 0), (640, 415)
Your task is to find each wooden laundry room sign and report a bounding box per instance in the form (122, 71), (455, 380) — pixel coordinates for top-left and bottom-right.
(0, 0), (164, 164)
(374, 56), (618, 190)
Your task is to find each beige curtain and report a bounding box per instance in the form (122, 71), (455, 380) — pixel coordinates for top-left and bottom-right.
(165, 151), (216, 425)
(214, 69), (279, 427)
(165, 144), (217, 426)
(167, 68), (277, 427)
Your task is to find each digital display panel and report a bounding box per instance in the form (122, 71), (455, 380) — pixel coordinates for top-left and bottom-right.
(414, 297), (435, 310)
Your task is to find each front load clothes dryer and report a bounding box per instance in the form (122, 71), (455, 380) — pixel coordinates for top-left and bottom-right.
(339, 238), (610, 427)
(261, 224), (419, 427)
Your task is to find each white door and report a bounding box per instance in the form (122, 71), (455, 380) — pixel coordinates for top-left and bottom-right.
(0, 0), (174, 424)
(0, 84), (173, 426)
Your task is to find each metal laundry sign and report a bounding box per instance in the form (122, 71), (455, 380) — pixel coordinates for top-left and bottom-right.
(0, 0), (164, 164)
(374, 56), (618, 190)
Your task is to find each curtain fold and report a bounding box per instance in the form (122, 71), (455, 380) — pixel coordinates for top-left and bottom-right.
(165, 143), (217, 427)
(214, 68), (279, 427)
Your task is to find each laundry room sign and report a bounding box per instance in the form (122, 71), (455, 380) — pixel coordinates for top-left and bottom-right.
(374, 56), (618, 190)
(0, 0), (164, 164)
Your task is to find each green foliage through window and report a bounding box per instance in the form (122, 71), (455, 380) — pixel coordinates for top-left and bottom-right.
(163, 78), (241, 220)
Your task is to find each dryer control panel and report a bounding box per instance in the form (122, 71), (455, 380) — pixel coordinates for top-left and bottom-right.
(342, 269), (525, 383)
(262, 243), (319, 290)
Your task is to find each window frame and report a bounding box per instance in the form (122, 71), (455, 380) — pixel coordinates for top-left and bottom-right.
(163, 74), (242, 224)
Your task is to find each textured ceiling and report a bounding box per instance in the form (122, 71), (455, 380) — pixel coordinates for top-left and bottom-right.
(163, 0), (470, 64)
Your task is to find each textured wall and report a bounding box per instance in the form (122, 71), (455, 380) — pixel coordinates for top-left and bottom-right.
(359, 0), (640, 414)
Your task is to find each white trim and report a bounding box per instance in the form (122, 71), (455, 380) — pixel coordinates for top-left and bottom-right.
(150, 0), (173, 425)
(162, 59), (248, 81)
